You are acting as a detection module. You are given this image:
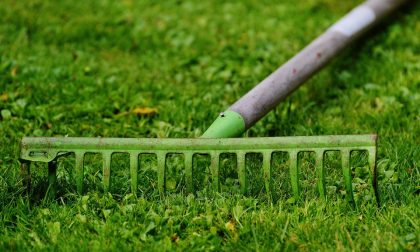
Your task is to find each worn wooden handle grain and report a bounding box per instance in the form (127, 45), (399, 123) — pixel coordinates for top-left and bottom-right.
(229, 0), (407, 129)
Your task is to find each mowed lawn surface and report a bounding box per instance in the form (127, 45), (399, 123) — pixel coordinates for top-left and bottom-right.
(0, 0), (419, 251)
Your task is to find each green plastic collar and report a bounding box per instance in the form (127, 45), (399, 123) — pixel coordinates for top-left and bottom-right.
(201, 110), (246, 138)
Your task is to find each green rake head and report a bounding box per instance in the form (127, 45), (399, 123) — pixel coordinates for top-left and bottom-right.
(19, 134), (378, 205)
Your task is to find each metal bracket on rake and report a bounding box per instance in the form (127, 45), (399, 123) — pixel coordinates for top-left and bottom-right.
(19, 134), (378, 204)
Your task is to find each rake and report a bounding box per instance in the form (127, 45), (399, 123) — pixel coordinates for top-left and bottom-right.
(20, 135), (378, 202)
(19, 0), (405, 204)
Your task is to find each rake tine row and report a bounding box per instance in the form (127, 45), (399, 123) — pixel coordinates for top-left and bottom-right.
(19, 135), (378, 205)
(32, 148), (375, 203)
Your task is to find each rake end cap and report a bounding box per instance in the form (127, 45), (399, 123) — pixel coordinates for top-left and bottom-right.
(371, 133), (378, 142)
(201, 110), (246, 138)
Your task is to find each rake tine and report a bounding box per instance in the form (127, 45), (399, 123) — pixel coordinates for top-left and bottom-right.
(129, 152), (138, 196)
(184, 152), (193, 193)
(102, 152), (112, 193)
(341, 149), (354, 204)
(47, 161), (57, 199)
(262, 151), (272, 200)
(157, 152), (166, 197)
(316, 151), (326, 199)
(237, 152), (247, 194)
(289, 150), (300, 199)
(210, 152), (220, 192)
(368, 148), (380, 207)
(75, 152), (85, 194)
(20, 160), (31, 194)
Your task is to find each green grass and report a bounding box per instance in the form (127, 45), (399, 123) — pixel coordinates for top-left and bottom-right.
(0, 0), (419, 251)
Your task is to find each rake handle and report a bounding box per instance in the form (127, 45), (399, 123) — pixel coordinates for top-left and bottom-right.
(202, 0), (407, 138)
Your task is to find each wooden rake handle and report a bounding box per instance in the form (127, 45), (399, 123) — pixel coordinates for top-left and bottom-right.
(202, 0), (408, 138)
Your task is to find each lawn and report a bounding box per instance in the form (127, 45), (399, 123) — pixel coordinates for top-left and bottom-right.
(0, 0), (419, 251)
